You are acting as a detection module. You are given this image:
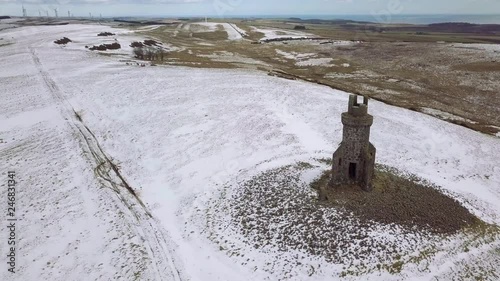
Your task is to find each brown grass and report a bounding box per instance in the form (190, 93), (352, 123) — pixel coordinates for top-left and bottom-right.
(452, 62), (500, 72)
(192, 31), (228, 41)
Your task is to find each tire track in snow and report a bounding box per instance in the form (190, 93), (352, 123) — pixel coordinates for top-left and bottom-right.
(29, 47), (182, 281)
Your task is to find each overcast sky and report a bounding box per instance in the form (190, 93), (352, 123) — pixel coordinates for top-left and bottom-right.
(1, 0), (499, 17)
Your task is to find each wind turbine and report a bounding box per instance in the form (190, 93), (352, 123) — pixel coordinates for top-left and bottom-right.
(22, 5), (27, 17)
(54, 8), (58, 18)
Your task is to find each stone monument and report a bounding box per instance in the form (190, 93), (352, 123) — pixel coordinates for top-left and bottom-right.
(329, 94), (376, 192)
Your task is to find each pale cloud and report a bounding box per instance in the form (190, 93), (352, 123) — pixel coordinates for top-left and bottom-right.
(0, 0), (205, 4)
(1, 0), (498, 17)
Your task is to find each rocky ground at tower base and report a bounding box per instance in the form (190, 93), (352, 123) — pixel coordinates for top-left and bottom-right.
(314, 163), (480, 234)
(206, 160), (500, 279)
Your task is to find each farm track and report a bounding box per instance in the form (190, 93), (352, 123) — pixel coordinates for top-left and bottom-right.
(29, 47), (182, 281)
(227, 23), (247, 38)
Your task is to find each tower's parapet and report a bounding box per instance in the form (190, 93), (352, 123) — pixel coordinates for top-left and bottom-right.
(329, 94), (376, 192)
(347, 94), (369, 117)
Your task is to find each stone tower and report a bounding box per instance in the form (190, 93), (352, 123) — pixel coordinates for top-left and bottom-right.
(329, 94), (376, 191)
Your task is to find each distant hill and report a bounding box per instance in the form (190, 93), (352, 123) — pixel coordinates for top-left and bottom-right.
(285, 18), (373, 25)
(337, 21), (500, 37)
(427, 22), (500, 34)
(114, 18), (178, 25)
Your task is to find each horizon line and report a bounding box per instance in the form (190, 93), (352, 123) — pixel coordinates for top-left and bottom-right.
(3, 13), (500, 17)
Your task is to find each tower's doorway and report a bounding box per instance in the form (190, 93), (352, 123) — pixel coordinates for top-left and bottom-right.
(349, 163), (357, 179)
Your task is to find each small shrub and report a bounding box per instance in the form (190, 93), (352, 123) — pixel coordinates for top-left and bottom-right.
(130, 40), (161, 48)
(54, 37), (72, 45)
(97, 32), (115, 36)
(89, 42), (121, 51)
(106, 42), (121, 50)
(130, 41), (144, 48)
(143, 39), (161, 46)
(89, 45), (106, 51)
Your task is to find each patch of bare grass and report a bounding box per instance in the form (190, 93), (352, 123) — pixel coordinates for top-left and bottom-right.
(192, 31), (228, 41)
(452, 61), (500, 72)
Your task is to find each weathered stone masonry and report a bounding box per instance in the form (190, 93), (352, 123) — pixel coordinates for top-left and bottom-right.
(329, 94), (376, 191)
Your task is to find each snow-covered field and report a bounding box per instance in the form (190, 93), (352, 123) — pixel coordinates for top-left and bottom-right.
(296, 58), (335, 67)
(1, 24), (499, 280)
(197, 51), (269, 66)
(450, 43), (500, 52)
(0, 17), (21, 32)
(420, 107), (478, 124)
(275, 49), (352, 67)
(184, 22), (243, 40)
(251, 26), (313, 41)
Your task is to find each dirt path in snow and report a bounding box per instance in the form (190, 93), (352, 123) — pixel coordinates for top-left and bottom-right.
(29, 47), (182, 281)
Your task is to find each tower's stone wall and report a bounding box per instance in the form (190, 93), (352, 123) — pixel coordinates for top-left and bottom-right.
(329, 94), (376, 191)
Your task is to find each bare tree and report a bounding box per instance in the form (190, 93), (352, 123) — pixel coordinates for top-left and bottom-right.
(133, 47), (144, 60)
(157, 48), (167, 61)
(144, 47), (156, 61)
(133, 46), (167, 62)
